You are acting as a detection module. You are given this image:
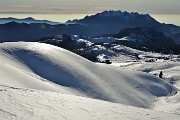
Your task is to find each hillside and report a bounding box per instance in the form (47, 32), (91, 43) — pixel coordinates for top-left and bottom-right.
(109, 54), (180, 115)
(0, 42), (180, 119)
(0, 42), (177, 108)
(169, 32), (180, 44)
(114, 27), (177, 53)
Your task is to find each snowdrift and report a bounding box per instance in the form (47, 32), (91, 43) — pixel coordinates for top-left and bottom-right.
(0, 42), (177, 108)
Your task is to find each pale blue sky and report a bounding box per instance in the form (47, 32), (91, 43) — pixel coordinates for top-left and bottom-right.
(0, 0), (180, 14)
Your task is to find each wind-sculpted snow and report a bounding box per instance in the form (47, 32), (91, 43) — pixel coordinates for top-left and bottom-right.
(0, 42), (177, 108)
(0, 85), (179, 120)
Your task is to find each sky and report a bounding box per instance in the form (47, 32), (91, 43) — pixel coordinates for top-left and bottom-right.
(0, 0), (180, 14)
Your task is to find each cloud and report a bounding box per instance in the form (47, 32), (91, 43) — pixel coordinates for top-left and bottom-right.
(0, 0), (180, 14)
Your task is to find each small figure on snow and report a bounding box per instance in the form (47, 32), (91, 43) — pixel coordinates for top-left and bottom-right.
(159, 71), (163, 78)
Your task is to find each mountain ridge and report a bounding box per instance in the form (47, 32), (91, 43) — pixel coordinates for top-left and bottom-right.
(66, 10), (180, 36)
(0, 17), (61, 25)
(0, 10), (180, 43)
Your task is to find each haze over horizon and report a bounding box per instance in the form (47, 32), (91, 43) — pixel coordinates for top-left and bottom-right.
(0, 0), (180, 14)
(0, 12), (180, 26)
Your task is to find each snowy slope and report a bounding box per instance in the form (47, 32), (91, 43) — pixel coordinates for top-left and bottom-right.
(109, 52), (180, 115)
(1, 42), (180, 119)
(0, 42), (176, 108)
(0, 86), (180, 120)
(126, 60), (180, 114)
(0, 42), (177, 109)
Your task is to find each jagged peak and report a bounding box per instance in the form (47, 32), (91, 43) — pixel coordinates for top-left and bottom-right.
(24, 17), (35, 20)
(66, 10), (154, 24)
(95, 10), (150, 17)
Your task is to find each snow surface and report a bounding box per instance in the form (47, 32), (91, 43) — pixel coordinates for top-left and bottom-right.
(0, 42), (179, 119)
(90, 37), (117, 44)
(109, 50), (180, 116)
(116, 36), (137, 42)
(0, 42), (176, 107)
(0, 85), (179, 120)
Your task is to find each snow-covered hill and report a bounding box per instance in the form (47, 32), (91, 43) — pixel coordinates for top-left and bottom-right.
(0, 42), (179, 119)
(109, 52), (180, 115)
(1, 42), (177, 108)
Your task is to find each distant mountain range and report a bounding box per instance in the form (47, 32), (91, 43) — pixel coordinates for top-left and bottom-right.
(67, 10), (180, 36)
(0, 10), (180, 44)
(0, 17), (60, 25)
(0, 21), (86, 41)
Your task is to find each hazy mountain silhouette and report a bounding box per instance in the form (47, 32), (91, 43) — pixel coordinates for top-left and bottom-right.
(67, 10), (180, 36)
(0, 10), (180, 42)
(0, 17), (60, 25)
(0, 22), (87, 42)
